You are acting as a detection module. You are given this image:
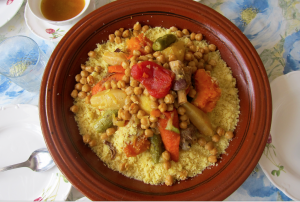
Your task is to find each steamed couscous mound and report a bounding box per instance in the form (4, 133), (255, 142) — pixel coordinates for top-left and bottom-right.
(70, 23), (240, 186)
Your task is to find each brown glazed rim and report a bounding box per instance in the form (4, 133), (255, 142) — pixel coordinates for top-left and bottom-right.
(39, 0), (272, 200)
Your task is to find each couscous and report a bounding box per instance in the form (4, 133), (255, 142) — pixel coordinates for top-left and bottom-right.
(70, 22), (240, 186)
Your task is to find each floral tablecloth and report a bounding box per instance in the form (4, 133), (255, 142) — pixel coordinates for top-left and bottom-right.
(0, 0), (298, 201)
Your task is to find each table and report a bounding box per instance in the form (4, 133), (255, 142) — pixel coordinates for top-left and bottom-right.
(0, 0), (297, 201)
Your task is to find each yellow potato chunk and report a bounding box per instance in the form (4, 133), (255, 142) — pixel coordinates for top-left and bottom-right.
(91, 89), (126, 110)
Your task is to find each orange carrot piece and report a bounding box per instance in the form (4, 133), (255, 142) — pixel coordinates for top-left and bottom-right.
(158, 110), (180, 162)
(192, 69), (221, 113)
(123, 135), (150, 157)
(108, 65), (125, 74)
(91, 73), (125, 95)
(126, 33), (153, 55)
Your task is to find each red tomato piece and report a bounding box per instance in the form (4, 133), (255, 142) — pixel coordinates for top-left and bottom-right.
(131, 61), (175, 98)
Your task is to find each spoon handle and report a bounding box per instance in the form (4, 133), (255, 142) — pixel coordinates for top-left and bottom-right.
(0, 160), (30, 172)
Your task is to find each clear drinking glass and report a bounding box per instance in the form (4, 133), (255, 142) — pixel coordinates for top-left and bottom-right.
(0, 36), (48, 92)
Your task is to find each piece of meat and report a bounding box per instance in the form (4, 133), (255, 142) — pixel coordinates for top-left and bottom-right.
(104, 140), (116, 160)
(180, 124), (198, 150)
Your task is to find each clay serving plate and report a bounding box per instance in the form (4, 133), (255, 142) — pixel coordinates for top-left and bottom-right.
(39, 0), (272, 200)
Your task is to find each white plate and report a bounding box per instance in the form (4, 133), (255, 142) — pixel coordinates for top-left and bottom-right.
(0, 104), (72, 201)
(0, 0), (24, 27)
(259, 71), (300, 201)
(24, 0), (96, 42)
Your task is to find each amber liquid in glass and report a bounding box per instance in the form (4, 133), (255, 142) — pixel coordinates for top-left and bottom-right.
(41, 0), (85, 21)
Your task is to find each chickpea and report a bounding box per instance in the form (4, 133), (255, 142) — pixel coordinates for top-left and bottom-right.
(81, 70), (89, 78)
(209, 59), (217, 67)
(75, 74), (81, 82)
(74, 83), (82, 91)
(125, 96), (132, 105)
(210, 147), (218, 155)
(198, 62), (204, 69)
(122, 75), (130, 83)
(133, 87), (142, 95)
(179, 121), (188, 129)
(217, 127), (225, 136)
(100, 133), (108, 140)
(203, 54), (209, 62)
(138, 56), (148, 61)
(167, 104), (174, 111)
(145, 129), (154, 138)
(156, 55), (166, 63)
(182, 29), (189, 35)
(87, 75), (94, 85)
(80, 77), (87, 85)
(129, 103), (139, 114)
(162, 151), (170, 161)
(130, 79), (139, 87)
(133, 22), (141, 31)
(70, 105), (79, 113)
(153, 51), (161, 58)
(125, 86), (134, 95)
(85, 66), (93, 73)
(188, 61), (196, 67)
(149, 116), (158, 123)
(137, 110), (146, 119)
(121, 61), (129, 69)
(89, 139), (97, 147)
(117, 80), (126, 89)
(170, 26), (178, 32)
(88, 51), (96, 58)
(165, 175), (173, 186)
(158, 103), (167, 113)
(111, 80), (118, 89)
(208, 44), (217, 52)
(190, 32), (196, 40)
(198, 137), (206, 146)
(141, 117), (150, 128)
(205, 141), (214, 151)
(169, 54), (177, 62)
(150, 122), (157, 128)
(123, 104), (130, 111)
(144, 45), (152, 54)
(82, 84), (91, 92)
(124, 68), (131, 77)
(188, 88), (197, 98)
(109, 34), (115, 42)
(118, 108), (124, 119)
(133, 30), (139, 37)
(149, 101), (158, 110)
(78, 91), (87, 99)
(163, 161), (171, 170)
(208, 155), (217, 163)
(157, 98), (164, 104)
(163, 63), (170, 69)
(164, 94), (175, 104)
(176, 30), (183, 38)
(81, 64), (86, 70)
(189, 45), (197, 52)
(123, 110), (131, 120)
(71, 89), (78, 98)
(225, 131), (234, 139)
(119, 28), (124, 33)
(115, 36), (121, 44)
(195, 33), (203, 41)
(133, 50), (141, 56)
(114, 30), (122, 37)
(180, 114), (188, 122)
(83, 134), (92, 144)
(143, 88), (150, 96)
(122, 30), (130, 38)
(203, 46), (210, 54)
(104, 81), (111, 89)
(130, 95), (139, 103)
(184, 52), (194, 61)
(85, 95), (91, 104)
(177, 106), (186, 115)
(142, 25), (149, 32)
(212, 134), (220, 142)
(106, 127), (116, 136)
(205, 64), (213, 72)
(194, 52), (203, 60)
(95, 66), (102, 73)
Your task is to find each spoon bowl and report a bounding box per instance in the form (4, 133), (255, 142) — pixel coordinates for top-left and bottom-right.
(0, 148), (55, 172)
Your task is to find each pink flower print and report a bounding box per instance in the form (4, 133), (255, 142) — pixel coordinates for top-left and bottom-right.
(267, 133), (272, 144)
(46, 29), (55, 34)
(34, 197), (43, 201)
(6, 0), (14, 5)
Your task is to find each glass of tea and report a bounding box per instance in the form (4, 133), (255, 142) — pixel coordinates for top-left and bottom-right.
(0, 36), (48, 92)
(28, 0), (91, 25)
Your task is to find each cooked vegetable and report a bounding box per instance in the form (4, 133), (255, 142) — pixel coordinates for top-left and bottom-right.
(131, 61), (175, 98)
(162, 41), (185, 62)
(91, 89), (126, 110)
(94, 110), (118, 133)
(123, 135), (150, 157)
(152, 34), (177, 51)
(138, 94), (152, 114)
(192, 69), (221, 113)
(103, 52), (128, 66)
(127, 33), (153, 55)
(108, 65), (125, 74)
(182, 102), (214, 136)
(91, 73), (125, 95)
(149, 134), (163, 164)
(158, 110), (180, 162)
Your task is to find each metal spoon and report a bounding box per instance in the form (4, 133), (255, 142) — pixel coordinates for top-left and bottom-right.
(0, 148), (55, 172)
